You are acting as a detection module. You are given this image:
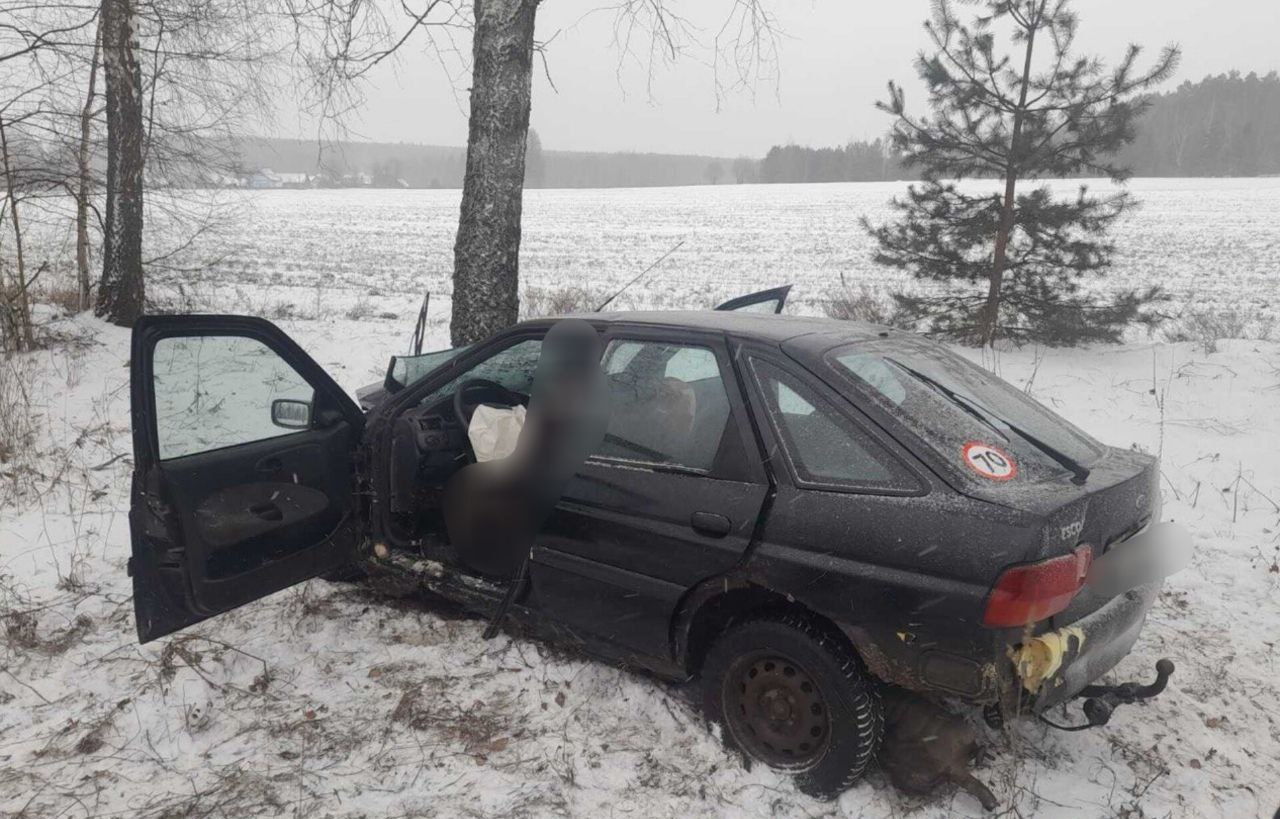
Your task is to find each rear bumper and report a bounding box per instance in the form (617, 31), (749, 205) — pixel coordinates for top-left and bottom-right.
(1024, 580), (1160, 711)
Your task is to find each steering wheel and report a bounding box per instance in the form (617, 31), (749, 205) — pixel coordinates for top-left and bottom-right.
(452, 378), (526, 431)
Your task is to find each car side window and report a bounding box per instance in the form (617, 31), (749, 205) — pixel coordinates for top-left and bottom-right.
(751, 358), (917, 492)
(152, 335), (314, 460)
(595, 340), (731, 472)
(418, 339), (542, 405)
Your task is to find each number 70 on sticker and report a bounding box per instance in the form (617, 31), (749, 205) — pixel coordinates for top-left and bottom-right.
(963, 441), (1018, 481)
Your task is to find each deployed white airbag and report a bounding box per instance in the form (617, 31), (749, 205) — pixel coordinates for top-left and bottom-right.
(467, 404), (527, 462)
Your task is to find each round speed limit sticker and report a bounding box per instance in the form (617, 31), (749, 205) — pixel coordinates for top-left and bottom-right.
(962, 441), (1018, 481)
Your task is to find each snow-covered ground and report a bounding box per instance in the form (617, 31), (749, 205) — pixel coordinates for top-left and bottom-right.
(2, 305), (1277, 818)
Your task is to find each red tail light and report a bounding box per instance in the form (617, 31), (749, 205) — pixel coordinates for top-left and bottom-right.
(983, 545), (1093, 627)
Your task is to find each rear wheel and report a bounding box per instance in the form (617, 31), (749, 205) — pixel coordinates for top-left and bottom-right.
(701, 615), (883, 799)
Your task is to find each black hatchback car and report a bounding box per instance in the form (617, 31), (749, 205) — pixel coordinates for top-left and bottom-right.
(127, 293), (1174, 797)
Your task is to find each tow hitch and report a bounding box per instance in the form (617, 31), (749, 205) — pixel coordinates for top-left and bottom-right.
(1041, 659), (1175, 731)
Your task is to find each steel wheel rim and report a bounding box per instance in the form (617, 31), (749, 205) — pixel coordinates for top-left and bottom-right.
(722, 651), (831, 768)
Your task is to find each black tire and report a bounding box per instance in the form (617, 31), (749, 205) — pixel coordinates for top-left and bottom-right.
(701, 614), (884, 800)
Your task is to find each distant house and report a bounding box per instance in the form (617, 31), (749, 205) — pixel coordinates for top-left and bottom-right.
(246, 168), (283, 189)
(277, 172), (311, 188)
(339, 172), (372, 187)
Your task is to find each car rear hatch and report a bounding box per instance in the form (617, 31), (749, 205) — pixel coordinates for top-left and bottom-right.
(801, 334), (1170, 703)
(1032, 448), (1160, 622)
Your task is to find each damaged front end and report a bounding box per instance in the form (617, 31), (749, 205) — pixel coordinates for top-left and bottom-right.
(1005, 581), (1174, 729)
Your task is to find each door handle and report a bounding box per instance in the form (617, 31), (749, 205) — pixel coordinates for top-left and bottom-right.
(255, 456), (283, 475)
(690, 511), (732, 538)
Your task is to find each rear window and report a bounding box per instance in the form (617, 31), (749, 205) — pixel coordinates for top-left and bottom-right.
(827, 338), (1104, 485)
(751, 359), (918, 493)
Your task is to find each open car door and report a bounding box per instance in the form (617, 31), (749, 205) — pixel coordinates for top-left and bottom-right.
(714, 285), (791, 314)
(128, 315), (365, 642)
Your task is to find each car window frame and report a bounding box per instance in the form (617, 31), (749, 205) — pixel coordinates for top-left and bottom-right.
(383, 345), (471, 394)
(743, 351), (928, 498)
(386, 327), (551, 415)
(587, 325), (764, 484)
(414, 336), (545, 408)
(141, 327), (362, 465)
(148, 333), (320, 462)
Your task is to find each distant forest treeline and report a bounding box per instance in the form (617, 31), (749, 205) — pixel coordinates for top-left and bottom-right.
(756, 140), (910, 183)
(759, 72), (1280, 183)
(1114, 71), (1280, 176)
(231, 133), (731, 189)
(235, 72), (1280, 188)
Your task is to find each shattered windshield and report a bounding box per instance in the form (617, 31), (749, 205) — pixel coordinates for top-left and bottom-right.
(827, 339), (1105, 484)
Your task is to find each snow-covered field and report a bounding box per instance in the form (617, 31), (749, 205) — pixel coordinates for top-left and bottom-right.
(69, 177), (1279, 331)
(2, 178), (1279, 817)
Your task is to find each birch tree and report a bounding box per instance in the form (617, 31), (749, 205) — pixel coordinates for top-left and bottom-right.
(450, 0), (537, 345)
(0, 111), (36, 351)
(96, 0), (145, 326)
(76, 22), (100, 310)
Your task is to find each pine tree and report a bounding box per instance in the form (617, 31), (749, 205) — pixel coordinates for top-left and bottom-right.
(866, 0), (1179, 346)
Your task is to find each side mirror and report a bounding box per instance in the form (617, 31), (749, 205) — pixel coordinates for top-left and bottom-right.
(271, 398), (312, 430)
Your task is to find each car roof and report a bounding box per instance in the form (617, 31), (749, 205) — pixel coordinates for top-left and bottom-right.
(528, 310), (892, 346)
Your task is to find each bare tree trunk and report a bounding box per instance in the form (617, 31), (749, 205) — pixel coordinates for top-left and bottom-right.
(97, 0), (146, 327)
(77, 24), (102, 312)
(980, 1), (1044, 347)
(0, 114), (35, 352)
(450, 0), (538, 347)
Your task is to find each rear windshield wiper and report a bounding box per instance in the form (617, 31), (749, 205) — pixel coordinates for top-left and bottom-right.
(888, 360), (1091, 485)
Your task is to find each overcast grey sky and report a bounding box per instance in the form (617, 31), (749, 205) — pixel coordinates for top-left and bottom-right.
(297, 0), (1280, 157)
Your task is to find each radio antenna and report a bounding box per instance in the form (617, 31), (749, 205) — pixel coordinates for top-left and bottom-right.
(410, 290), (429, 355)
(594, 239), (685, 312)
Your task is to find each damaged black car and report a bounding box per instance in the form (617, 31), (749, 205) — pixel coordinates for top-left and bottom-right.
(126, 288), (1185, 799)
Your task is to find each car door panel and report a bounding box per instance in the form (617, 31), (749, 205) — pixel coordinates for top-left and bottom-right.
(532, 465), (767, 657)
(130, 315), (363, 643)
(528, 544), (687, 660)
(544, 464), (765, 584)
(158, 426), (355, 583)
(528, 328), (769, 660)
